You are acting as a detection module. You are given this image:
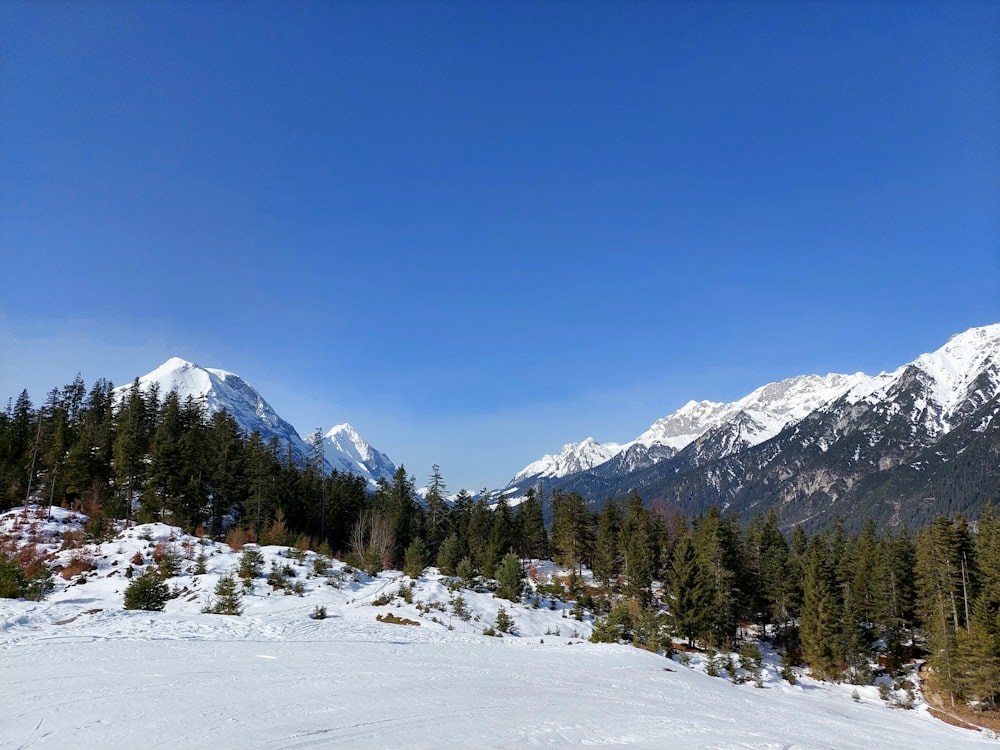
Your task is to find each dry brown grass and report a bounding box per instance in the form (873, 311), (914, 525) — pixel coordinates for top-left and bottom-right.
(919, 663), (1000, 734)
(60, 553), (94, 580)
(376, 613), (420, 626)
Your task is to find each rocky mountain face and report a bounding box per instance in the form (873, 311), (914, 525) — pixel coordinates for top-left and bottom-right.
(507, 324), (1000, 531)
(116, 358), (396, 489)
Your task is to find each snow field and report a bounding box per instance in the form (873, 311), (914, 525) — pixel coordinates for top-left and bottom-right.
(1, 508), (996, 749)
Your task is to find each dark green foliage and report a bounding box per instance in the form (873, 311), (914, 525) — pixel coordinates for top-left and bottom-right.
(124, 571), (171, 611)
(0, 554), (52, 601)
(204, 574), (243, 615)
(456, 556), (475, 585)
(591, 499), (622, 589)
(591, 601), (633, 643)
(238, 548), (265, 579)
(494, 552), (525, 602)
(495, 606), (516, 634)
(403, 537), (429, 579)
(514, 488), (548, 559)
(620, 491), (653, 604)
(436, 533), (462, 576)
(666, 534), (714, 646)
(549, 490), (592, 576)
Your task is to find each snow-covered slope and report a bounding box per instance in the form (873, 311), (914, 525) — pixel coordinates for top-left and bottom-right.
(842, 322), (1000, 434)
(116, 358), (396, 487)
(0, 506), (992, 750)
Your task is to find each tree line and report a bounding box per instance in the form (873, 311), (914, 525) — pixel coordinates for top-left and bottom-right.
(1, 376), (998, 711)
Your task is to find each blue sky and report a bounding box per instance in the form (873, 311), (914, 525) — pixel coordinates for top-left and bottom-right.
(2, 1), (998, 491)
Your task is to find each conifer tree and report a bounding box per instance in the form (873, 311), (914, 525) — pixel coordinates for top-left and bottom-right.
(620, 492), (652, 604)
(124, 571), (171, 611)
(915, 516), (972, 704)
(592, 499), (622, 590)
(204, 574), (243, 616)
(550, 490), (592, 577)
(436, 533), (463, 576)
(667, 534), (713, 647)
(404, 537), (429, 579)
(423, 465), (451, 554)
(799, 534), (840, 680)
(495, 552), (525, 602)
(514, 488), (547, 559)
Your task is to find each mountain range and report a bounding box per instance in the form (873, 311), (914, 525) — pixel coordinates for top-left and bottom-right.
(118, 323), (998, 531)
(114, 357), (397, 489)
(503, 323), (1000, 531)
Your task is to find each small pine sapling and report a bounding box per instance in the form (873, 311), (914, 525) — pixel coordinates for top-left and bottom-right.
(204, 574), (243, 616)
(124, 571), (171, 611)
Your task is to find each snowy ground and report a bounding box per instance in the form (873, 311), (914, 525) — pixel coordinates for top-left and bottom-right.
(1, 507), (996, 749)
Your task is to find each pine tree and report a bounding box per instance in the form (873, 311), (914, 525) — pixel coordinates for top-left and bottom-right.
(112, 380), (152, 524)
(799, 534), (840, 680)
(954, 594), (1000, 709)
(667, 534), (713, 647)
(514, 488), (547, 559)
(436, 533), (463, 576)
(550, 490), (592, 577)
(403, 537), (429, 579)
(124, 571), (171, 611)
(915, 516), (972, 704)
(495, 552), (525, 602)
(620, 492), (652, 604)
(423, 465), (451, 554)
(592, 499), (622, 590)
(204, 574), (243, 616)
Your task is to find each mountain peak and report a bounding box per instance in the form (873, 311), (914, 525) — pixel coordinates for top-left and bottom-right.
(118, 360), (397, 489)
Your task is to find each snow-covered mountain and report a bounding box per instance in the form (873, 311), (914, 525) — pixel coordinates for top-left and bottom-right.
(506, 323), (1000, 530)
(509, 437), (623, 485)
(319, 423), (397, 488)
(115, 358), (395, 488)
(505, 372), (871, 494)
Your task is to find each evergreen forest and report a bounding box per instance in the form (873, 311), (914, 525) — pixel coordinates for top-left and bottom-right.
(2, 376), (999, 713)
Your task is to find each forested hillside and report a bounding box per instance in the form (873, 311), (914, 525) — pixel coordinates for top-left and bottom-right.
(2, 374), (999, 714)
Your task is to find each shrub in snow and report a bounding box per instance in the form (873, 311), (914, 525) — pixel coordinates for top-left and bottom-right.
(496, 606), (516, 635)
(310, 605), (327, 620)
(193, 551), (208, 575)
(456, 557), (475, 585)
(312, 555), (329, 575)
(124, 572), (171, 611)
(238, 549), (265, 580)
(1, 543), (53, 601)
(203, 574), (243, 616)
(495, 553), (525, 602)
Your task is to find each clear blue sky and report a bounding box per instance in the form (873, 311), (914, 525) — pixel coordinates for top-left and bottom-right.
(2, 1), (998, 491)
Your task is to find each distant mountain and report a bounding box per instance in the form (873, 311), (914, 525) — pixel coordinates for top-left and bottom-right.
(506, 324), (1000, 531)
(509, 437), (623, 486)
(319, 423), (397, 489)
(115, 358), (395, 489)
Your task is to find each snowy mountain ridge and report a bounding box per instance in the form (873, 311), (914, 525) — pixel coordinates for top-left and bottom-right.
(505, 323), (1000, 499)
(115, 358), (395, 488)
(510, 437), (623, 484)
